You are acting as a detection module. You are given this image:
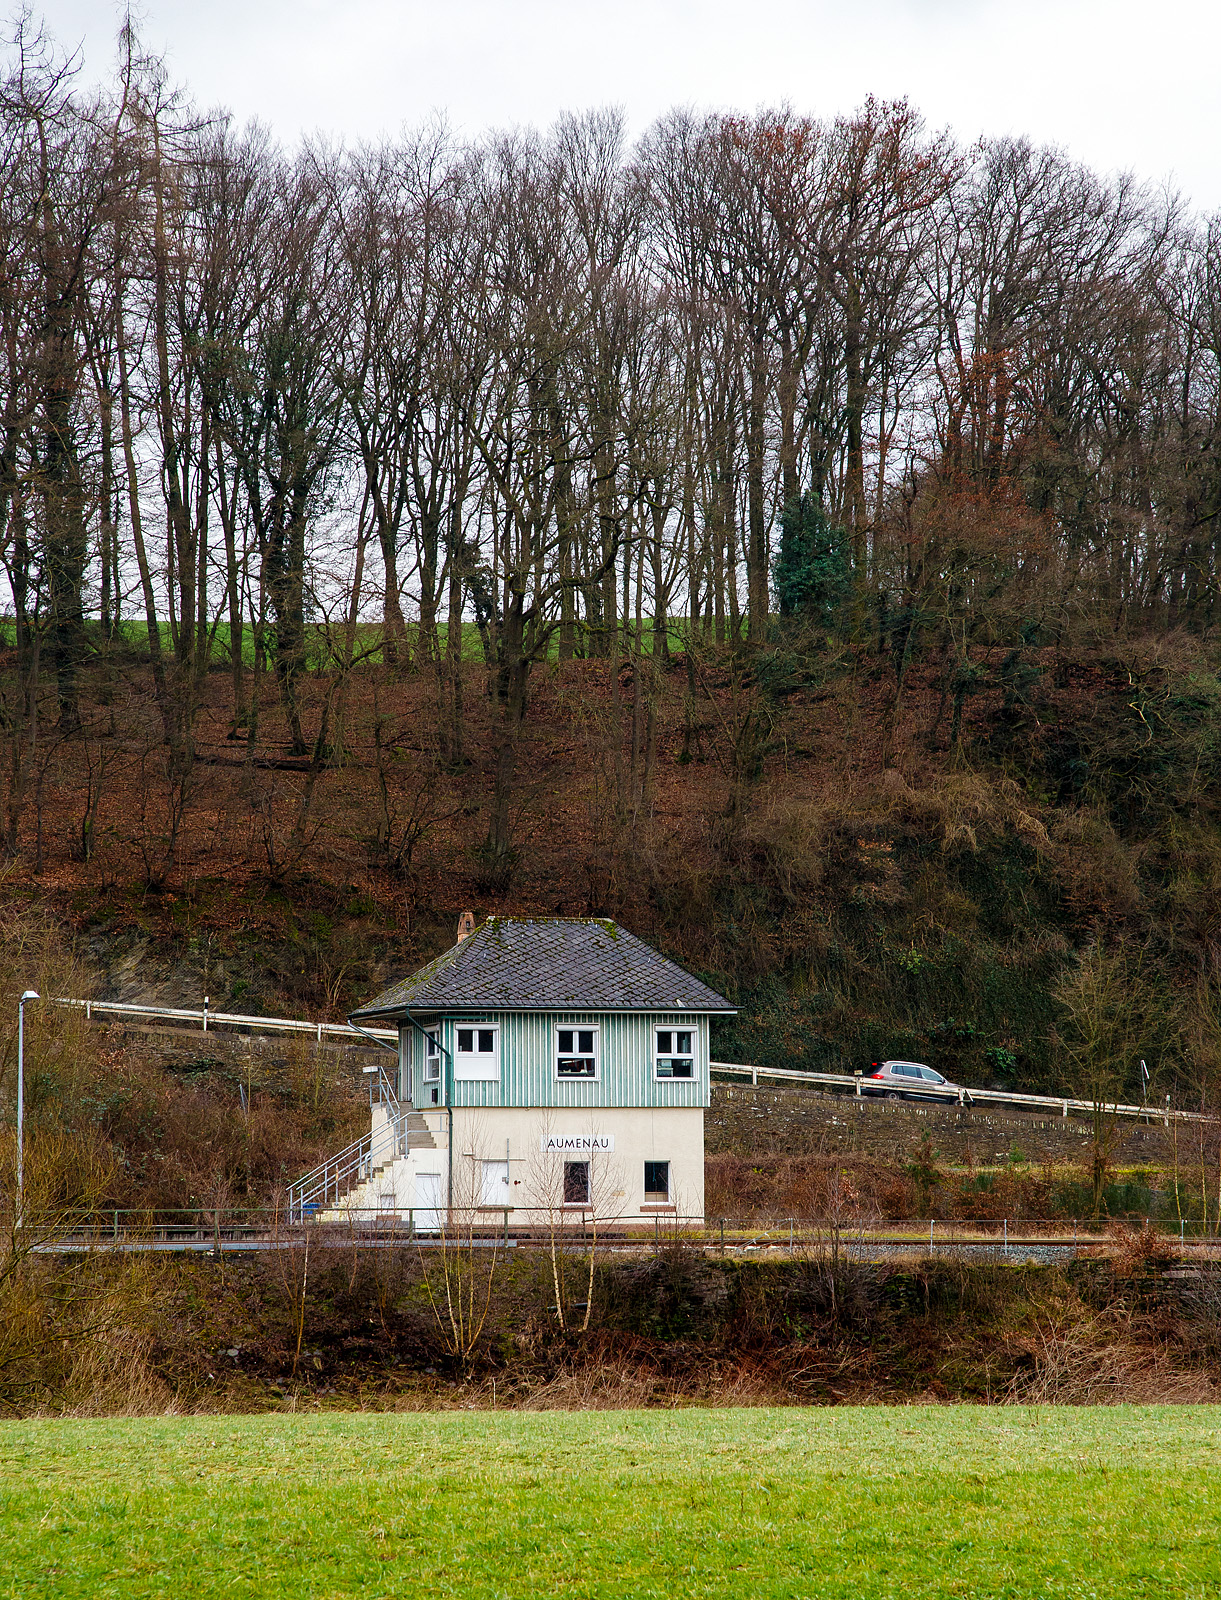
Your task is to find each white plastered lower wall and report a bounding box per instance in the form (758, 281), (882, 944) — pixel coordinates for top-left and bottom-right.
(328, 1105), (704, 1224)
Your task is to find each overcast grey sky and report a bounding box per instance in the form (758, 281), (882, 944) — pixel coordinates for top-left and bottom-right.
(29, 0), (1221, 212)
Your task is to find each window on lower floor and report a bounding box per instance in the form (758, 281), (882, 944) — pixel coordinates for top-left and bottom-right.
(556, 1026), (598, 1079)
(563, 1160), (590, 1205)
(655, 1028), (694, 1079)
(644, 1160), (670, 1200)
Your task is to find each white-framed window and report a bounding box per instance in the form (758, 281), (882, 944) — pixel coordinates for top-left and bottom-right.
(556, 1024), (598, 1080)
(655, 1026), (695, 1079)
(455, 1025), (499, 1081)
(423, 1030), (441, 1082)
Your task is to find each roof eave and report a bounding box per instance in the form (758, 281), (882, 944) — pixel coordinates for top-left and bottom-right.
(350, 1001), (737, 1018)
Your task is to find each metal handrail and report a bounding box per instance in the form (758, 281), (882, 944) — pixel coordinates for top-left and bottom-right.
(27, 1211), (1221, 1253)
(285, 1108), (409, 1222)
(710, 1062), (1217, 1126)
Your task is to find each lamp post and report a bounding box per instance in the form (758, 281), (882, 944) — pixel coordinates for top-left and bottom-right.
(17, 989), (38, 1228)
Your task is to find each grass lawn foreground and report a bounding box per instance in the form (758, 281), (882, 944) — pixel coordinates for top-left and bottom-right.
(0, 1405), (1218, 1599)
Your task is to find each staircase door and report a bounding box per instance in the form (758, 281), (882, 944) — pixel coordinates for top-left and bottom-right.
(481, 1159), (510, 1210)
(415, 1171), (444, 1234)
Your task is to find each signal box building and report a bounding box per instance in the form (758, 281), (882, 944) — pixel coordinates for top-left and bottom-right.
(337, 916), (734, 1224)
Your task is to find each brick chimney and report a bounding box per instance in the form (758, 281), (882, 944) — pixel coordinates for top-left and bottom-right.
(456, 910), (476, 943)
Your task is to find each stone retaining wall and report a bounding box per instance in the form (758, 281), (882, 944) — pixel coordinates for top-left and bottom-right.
(707, 1083), (1181, 1167)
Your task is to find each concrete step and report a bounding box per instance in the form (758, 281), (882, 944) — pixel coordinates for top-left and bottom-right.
(405, 1110), (437, 1150)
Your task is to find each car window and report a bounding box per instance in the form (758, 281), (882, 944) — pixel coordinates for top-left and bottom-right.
(923, 1069), (945, 1083)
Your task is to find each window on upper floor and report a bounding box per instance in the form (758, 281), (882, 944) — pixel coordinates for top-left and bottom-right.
(455, 1025), (499, 1081)
(655, 1027), (694, 1079)
(423, 1030), (441, 1082)
(556, 1025), (598, 1080)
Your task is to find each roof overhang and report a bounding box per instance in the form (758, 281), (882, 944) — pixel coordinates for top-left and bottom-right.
(349, 1004), (738, 1022)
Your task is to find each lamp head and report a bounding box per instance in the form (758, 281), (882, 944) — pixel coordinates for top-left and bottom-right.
(20, 990), (39, 1002)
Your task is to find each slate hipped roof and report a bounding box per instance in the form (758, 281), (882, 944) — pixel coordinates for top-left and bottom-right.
(350, 917), (735, 1018)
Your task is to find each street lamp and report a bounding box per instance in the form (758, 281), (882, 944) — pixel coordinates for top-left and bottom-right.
(17, 990), (38, 1228)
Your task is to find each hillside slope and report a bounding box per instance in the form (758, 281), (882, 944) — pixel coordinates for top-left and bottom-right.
(3, 625), (1220, 1111)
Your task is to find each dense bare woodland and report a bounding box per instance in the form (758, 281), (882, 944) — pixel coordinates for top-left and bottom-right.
(3, 12), (1221, 1127)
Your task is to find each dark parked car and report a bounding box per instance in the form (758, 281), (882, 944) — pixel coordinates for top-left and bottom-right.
(862, 1059), (972, 1105)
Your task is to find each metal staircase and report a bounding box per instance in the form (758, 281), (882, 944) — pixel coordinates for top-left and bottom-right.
(285, 1061), (437, 1223)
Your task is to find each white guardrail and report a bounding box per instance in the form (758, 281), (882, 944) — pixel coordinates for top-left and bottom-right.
(50, 997), (396, 1044)
(709, 1061), (1215, 1126)
(44, 1003), (1210, 1127)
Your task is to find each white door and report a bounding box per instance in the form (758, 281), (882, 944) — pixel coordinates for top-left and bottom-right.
(415, 1171), (444, 1234)
(481, 1159), (510, 1210)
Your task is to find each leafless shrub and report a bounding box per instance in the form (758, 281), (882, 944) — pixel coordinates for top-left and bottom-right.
(1106, 1219), (1178, 1276)
(1004, 1304), (1215, 1404)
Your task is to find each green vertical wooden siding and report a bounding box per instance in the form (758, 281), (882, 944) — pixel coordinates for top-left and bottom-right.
(400, 1012), (709, 1109)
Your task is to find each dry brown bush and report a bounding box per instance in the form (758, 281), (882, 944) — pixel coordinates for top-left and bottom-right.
(1106, 1219), (1179, 1276)
(1004, 1306), (1214, 1404)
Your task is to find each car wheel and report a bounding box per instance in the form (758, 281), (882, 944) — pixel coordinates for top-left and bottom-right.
(884, 1090), (900, 1101)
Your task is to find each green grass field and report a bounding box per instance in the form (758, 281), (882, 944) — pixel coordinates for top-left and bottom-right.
(1, 613), (696, 670)
(1, 1406), (1218, 1598)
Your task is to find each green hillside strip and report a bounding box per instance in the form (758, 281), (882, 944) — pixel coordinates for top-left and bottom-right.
(0, 1406), (1216, 1598)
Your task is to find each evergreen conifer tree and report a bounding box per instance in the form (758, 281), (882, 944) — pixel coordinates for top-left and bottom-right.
(774, 493), (851, 628)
